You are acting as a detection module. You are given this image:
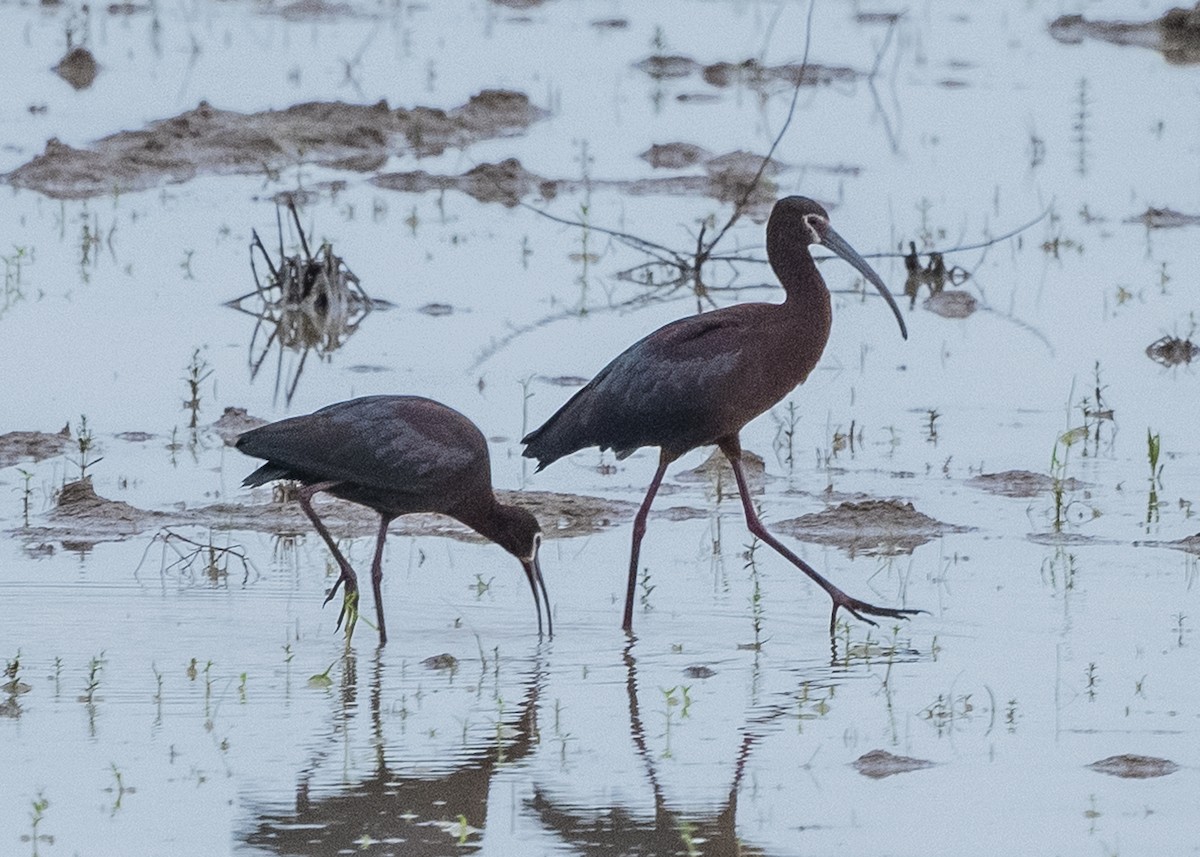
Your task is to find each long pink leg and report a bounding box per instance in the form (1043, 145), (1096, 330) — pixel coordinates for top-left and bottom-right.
(368, 515), (391, 645)
(719, 437), (922, 636)
(295, 481), (358, 631)
(623, 452), (672, 633)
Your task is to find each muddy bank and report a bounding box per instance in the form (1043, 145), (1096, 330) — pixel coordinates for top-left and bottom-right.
(4, 90), (547, 199)
(1049, 4), (1200, 64)
(11, 477), (636, 546)
(372, 151), (807, 217)
(773, 498), (970, 556)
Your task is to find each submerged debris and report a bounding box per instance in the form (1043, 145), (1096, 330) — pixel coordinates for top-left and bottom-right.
(4, 91), (547, 199)
(226, 202), (374, 405)
(640, 142), (711, 169)
(54, 46), (99, 90)
(635, 54), (860, 88)
(967, 470), (1085, 499)
(1049, 5), (1200, 65)
(1125, 207), (1200, 228)
(675, 448), (766, 495)
(1087, 754), (1180, 779)
(853, 749), (936, 779)
(903, 243), (976, 318)
(1146, 334), (1198, 367)
(773, 498), (969, 556)
(422, 653), (459, 671)
(210, 407), (268, 446)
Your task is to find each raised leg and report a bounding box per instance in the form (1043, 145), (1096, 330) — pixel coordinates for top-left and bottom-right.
(296, 481), (359, 635)
(718, 437), (922, 635)
(369, 515), (391, 645)
(623, 452), (672, 633)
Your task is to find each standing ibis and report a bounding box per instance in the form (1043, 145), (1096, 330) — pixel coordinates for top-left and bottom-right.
(522, 196), (916, 634)
(237, 395), (551, 644)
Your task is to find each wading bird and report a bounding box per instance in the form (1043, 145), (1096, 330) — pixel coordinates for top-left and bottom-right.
(522, 196), (916, 634)
(237, 395), (550, 644)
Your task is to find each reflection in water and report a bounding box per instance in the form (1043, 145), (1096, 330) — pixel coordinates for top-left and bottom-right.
(225, 203), (381, 405)
(243, 648), (542, 855)
(527, 640), (768, 857)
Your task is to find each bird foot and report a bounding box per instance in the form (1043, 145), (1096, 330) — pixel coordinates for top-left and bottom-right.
(324, 569), (360, 642)
(829, 595), (924, 636)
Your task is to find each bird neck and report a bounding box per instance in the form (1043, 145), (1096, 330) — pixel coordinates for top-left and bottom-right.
(769, 236), (826, 307)
(452, 495), (519, 558)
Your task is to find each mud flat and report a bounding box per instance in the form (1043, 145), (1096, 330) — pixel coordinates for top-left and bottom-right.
(4, 90), (547, 199)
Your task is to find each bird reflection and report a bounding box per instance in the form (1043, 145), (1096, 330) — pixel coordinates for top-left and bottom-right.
(242, 647), (543, 855)
(225, 202), (384, 405)
(526, 640), (774, 857)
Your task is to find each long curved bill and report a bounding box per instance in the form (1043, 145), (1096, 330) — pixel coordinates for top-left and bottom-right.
(522, 556), (553, 637)
(822, 226), (908, 340)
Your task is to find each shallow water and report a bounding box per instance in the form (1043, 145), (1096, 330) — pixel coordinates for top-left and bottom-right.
(2, 1), (1199, 855)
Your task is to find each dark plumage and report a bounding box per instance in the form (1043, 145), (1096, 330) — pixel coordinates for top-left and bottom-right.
(237, 395), (550, 644)
(523, 196), (917, 633)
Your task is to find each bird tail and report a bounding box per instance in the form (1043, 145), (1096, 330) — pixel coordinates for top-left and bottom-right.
(241, 462), (293, 487)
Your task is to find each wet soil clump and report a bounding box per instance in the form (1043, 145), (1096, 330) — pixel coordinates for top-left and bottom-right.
(46, 477), (171, 539)
(54, 46), (98, 90)
(1049, 4), (1200, 64)
(773, 498), (969, 556)
(0, 428), (72, 468)
(5, 90), (547, 199)
(967, 470), (1084, 499)
(853, 749), (936, 779)
(675, 448), (766, 495)
(1087, 754), (1179, 779)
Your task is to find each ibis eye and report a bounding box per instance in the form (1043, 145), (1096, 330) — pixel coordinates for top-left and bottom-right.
(802, 213), (827, 245)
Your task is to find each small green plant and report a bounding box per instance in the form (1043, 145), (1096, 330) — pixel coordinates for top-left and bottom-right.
(2, 244), (31, 288)
(771, 400), (800, 470)
(1050, 424), (1087, 532)
(70, 415), (102, 480)
(657, 686), (696, 758)
(746, 536), (766, 650)
(676, 819), (701, 857)
(1147, 429), (1163, 526)
(924, 408), (941, 444)
(471, 574), (494, 597)
(107, 763), (132, 813)
(1084, 662), (1099, 701)
(183, 348), (213, 429)
(81, 651), (105, 704)
(152, 663), (163, 723)
(308, 662), (335, 689)
(17, 468), (34, 526)
(639, 566), (655, 613)
(25, 791), (51, 856)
